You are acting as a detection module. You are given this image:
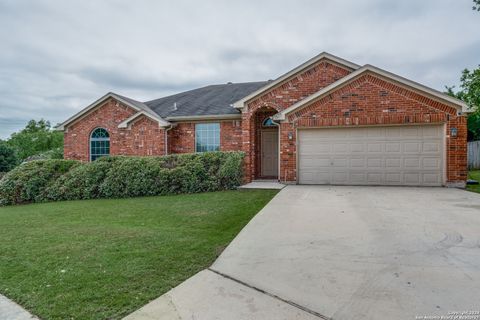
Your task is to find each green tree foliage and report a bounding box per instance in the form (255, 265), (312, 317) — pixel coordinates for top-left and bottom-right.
(446, 66), (480, 140)
(0, 142), (18, 172)
(7, 119), (63, 161)
(474, 0), (480, 11)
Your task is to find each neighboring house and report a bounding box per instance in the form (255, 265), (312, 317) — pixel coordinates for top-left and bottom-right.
(57, 52), (469, 187)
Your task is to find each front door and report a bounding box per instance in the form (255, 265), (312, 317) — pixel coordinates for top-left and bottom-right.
(261, 130), (278, 177)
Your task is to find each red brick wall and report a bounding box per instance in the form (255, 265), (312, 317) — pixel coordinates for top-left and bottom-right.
(65, 101), (244, 161)
(282, 73), (467, 185)
(64, 98), (165, 161)
(220, 120), (243, 151)
(247, 61), (353, 111)
(167, 120), (243, 154)
(168, 123), (195, 154)
(242, 59), (354, 181)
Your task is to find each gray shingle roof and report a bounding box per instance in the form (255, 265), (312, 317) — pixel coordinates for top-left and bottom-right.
(144, 81), (269, 119)
(111, 92), (159, 118)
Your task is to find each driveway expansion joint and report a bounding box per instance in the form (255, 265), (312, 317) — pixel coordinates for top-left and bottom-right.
(207, 268), (331, 320)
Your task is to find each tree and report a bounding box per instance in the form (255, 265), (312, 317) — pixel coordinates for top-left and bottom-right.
(0, 142), (18, 172)
(446, 66), (480, 140)
(7, 119), (64, 160)
(474, 0), (480, 11)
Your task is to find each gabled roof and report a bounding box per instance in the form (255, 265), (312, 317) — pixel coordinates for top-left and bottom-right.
(145, 81), (268, 119)
(232, 52), (361, 109)
(56, 92), (170, 130)
(274, 64), (470, 121)
(118, 110), (170, 128)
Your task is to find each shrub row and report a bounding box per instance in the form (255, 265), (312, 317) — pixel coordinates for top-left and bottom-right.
(0, 152), (244, 206)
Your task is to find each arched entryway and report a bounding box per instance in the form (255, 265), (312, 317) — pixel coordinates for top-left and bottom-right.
(253, 107), (279, 179)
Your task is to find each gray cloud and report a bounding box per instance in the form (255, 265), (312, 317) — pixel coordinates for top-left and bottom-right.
(0, 0), (479, 138)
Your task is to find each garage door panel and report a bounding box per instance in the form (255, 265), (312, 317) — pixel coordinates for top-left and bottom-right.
(367, 172), (383, 184)
(333, 143), (349, 153)
(385, 142), (401, 152)
(332, 158), (348, 168)
(332, 171), (348, 184)
(350, 158), (365, 168)
(350, 172), (367, 184)
(299, 171), (331, 184)
(423, 173), (441, 184)
(404, 158), (420, 168)
(367, 143), (383, 153)
(301, 142), (331, 153)
(386, 158), (401, 168)
(423, 158), (441, 169)
(423, 142), (440, 153)
(403, 126), (420, 137)
(299, 156), (330, 168)
(298, 125), (444, 186)
(350, 143), (365, 152)
(422, 125), (442, 137)
(404, 142), (421, 153)
(385, 173), (402, 184)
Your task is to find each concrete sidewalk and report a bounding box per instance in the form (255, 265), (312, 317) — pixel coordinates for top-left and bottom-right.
(123, 269), (318, 320)
(0, 294), (38, 320)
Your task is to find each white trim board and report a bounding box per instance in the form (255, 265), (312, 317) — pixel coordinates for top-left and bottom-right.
(165, 114), (242, 121)
(118, 111), (170, 128)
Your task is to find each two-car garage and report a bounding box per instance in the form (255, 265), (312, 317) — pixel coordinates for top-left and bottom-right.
(297, 125), (445, 186)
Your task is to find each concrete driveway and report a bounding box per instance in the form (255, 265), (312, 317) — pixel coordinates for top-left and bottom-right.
(126, 186), (480, 320)
(212, 186), (480, 319)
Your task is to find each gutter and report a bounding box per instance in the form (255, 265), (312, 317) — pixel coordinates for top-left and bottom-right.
(165, 114), (241, 121)
(164, 124), (175, 155)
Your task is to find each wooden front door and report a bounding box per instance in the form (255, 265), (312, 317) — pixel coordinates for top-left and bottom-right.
(261, 130), (278, 177)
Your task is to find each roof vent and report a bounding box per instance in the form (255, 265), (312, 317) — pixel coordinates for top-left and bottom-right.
(172, 102), (177, 111)
(227, 82), (233, 84)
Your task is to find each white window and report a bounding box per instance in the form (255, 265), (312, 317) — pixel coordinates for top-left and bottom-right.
(195, 123), (220, 152)
(90, 128), (110, 161)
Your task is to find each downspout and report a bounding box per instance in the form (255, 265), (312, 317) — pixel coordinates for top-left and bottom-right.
(270, 117), (282, 183)
(164, 124), (174, 155)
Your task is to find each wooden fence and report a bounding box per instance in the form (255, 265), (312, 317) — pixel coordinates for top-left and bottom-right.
(468, 140), (480, 170)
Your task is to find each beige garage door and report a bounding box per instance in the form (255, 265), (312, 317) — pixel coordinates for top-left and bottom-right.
(298, 125), (444, 186)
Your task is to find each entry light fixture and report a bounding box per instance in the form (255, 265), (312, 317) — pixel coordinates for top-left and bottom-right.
(450, 127), (458, 137)
(288, 132), (293, 140)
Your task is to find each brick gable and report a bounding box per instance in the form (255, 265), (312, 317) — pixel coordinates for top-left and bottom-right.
(242, 60), (355, 181)
(64, 98), (166, 161)
(247, 60), (353, 113)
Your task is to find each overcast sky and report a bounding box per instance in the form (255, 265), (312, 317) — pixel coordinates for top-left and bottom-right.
(0, 0), (478, 138)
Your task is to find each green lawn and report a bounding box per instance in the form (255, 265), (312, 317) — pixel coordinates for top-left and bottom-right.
(467, 170), (480, 193)
(0, 190), (278, 319)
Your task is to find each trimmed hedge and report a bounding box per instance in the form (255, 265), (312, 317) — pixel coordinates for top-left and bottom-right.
(0, 152), (244, 206)
(0, 159), (79, 205)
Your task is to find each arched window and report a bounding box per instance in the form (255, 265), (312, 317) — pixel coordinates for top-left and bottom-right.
(262, 117), (276, 127)
(90, 128), (110, 161)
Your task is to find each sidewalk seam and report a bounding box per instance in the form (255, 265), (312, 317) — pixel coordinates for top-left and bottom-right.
(207, 268), (331, 320)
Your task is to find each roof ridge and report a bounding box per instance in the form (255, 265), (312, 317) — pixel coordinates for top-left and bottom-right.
(143, 81), (268, 104)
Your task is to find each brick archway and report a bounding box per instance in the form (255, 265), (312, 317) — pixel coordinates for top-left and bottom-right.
(242, 105), (280, 182)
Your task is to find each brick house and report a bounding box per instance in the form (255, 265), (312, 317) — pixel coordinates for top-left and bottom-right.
(57, 52), (469, 187)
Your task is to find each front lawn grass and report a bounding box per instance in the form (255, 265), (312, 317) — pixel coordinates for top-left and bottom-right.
(467, 170), (480, 193)
(0, 189), (278, 319)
